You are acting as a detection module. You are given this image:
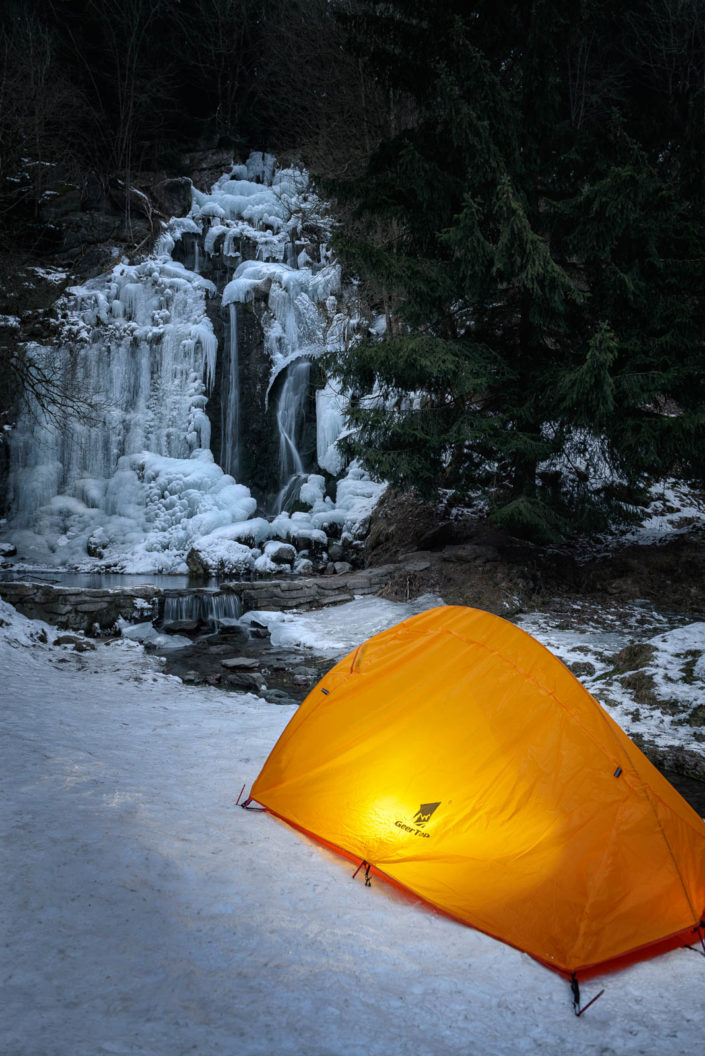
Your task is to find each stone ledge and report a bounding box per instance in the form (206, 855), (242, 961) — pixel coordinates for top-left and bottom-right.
(0, 566), (397, 632)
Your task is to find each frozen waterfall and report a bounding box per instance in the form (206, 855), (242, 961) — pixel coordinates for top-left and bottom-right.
(219, 303), (240, 480)
(0, 153), (386, 573)
(274, 358), (312, 513)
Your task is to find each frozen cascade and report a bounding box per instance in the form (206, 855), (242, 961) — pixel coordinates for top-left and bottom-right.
(162, 592), (241, 626)
(8, 260), (216, 531)
(1, 152), (387, 573)
(219, 303), (240, 479)
(274, 358), (311, 512)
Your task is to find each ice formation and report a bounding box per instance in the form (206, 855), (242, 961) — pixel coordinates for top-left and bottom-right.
(2, 153), (384, 573)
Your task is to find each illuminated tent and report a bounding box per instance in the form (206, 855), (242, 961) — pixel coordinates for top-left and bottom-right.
(249, 605), (705, 981)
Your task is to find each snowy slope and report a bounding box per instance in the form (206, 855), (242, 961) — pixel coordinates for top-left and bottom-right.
(2, 597), (704, 1056)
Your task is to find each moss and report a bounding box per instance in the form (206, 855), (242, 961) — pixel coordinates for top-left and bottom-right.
(678, 650), (702, 685)
(610, 642), (656, 673)
(619, 670), (658, 708)
(568, 660), (596, 678)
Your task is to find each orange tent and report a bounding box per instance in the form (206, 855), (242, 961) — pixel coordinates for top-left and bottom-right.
(249, 605), (705, 980)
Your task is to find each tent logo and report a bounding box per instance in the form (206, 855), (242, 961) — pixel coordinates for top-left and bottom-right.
(395, 802), (441, 838)
(413, 802), (441, 827)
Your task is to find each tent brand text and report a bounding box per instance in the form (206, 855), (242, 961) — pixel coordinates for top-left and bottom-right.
(395, 820), (430, 838)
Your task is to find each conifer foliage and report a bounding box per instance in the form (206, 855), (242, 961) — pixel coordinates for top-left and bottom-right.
(331, 0), (705, 539)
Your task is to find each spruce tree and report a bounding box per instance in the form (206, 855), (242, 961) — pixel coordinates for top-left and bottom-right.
(329, 0), (705, 540)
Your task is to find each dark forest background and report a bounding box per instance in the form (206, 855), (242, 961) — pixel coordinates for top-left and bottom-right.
(2, 0), (705, 540)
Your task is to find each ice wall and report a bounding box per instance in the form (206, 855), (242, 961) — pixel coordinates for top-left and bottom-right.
(1, 153), (384, 572)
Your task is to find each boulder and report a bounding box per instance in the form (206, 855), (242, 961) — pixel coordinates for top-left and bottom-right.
(264, 540), (296, 565)
(162, 619), (200, 635)
(54, 634), (85, 647)
(150, 177), (192, 217)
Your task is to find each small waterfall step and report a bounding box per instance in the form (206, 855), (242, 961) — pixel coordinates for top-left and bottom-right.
(161, 590), (242, 631)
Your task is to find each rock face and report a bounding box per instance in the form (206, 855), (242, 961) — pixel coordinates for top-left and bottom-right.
(150, 177), (193, 218)
(32, 168), (195, 272)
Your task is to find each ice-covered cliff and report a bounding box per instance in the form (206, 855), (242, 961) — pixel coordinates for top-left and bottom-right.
(1, 153), (384, 573)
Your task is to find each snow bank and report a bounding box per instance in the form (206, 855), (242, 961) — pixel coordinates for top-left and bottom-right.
(3, 595), (705, 1056)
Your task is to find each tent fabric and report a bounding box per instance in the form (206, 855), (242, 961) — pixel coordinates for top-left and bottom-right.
(250, 605), (705, 979)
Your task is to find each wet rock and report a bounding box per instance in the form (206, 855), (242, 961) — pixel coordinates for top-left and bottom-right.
(221, 656), (260, 670)
(54, 634), (85, 647)
(225, 670), (267, 691)
(264, 540), (297, 565)
(264, 689), (297, 705)
(0, 543), (17, 558)
(185, 549), (209, 576)
(290, 532), (327, 558)
(206, 625), (249, 645)
(162, 619), (200, 635)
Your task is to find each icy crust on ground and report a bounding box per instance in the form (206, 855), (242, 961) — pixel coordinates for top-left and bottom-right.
(624, 479), (705, 545)
(2, 153), (379, 572)
(3, 594), (705, 1056)
(518, 606), (705, 754)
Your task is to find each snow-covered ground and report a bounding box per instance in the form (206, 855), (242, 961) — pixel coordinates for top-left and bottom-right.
(3, 595), (705, 1056)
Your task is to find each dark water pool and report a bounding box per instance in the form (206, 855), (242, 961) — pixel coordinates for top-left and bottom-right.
(0, 571), (215, 590)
